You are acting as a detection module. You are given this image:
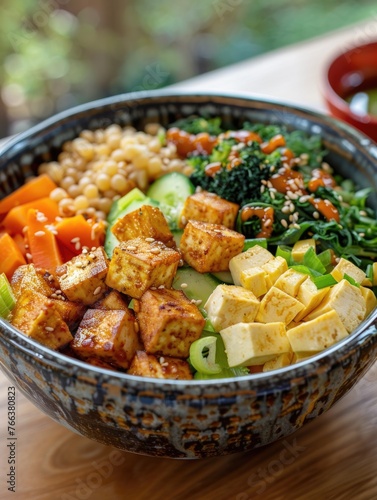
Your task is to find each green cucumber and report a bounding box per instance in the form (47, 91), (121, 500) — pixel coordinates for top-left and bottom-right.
(104, 198), (159, 257)
(211, 271), (234, 284)
(172, 230), (183, 247)
(173, 267), (219, 305)
(146, 172), (195, 229)
(107, 187), (147, 224)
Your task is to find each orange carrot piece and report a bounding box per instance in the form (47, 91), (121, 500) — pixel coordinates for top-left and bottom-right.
(27, 209), (63, 271)
(0, 174), (57, 215)
(3, 197), (60, 235)
(55, 215), (104, 255)
(12, 233), (27, 257)
(0, 233), (26, 279)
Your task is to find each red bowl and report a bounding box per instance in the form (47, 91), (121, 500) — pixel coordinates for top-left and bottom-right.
(324, 40), (377, 141)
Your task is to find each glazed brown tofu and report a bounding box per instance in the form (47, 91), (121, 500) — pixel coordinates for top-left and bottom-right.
(71, 309), (141, 369)
(51, 299), (86, 330)
(128, 351), (193, 380)
(106, 238), (181, 299)
(56, 247), (109, 305)
(11, 290), (72, 350)
(180, 220), (245, 273)
(93, 290), (129, 311)
(136, 288), (205, 358)
(11, 264), (55, 299)
(180, 191), (239, 229)
(112, 205), (175, 248)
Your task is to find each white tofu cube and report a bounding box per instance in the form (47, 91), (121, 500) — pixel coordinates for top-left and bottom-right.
(229, 245), (274, 285)
(330, 257), (366, 284)
(204, 284), (260, 331)
(261, 256), (288, 288)
(295, 277), (330, 321)
(239, 267), (268, 297)
(360, 286), (377, 318)
(274, 268), (308, 297)
(220, 322), (290, 366)
(287, 309), (348, 353)
(306, 279), (366, 332)
(291, 238), (316, 262)
(256, 286), (304, 325)
(263, 352), (293, 372)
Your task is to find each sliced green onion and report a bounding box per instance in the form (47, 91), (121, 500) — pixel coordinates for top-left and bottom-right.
(344, 273), (360, 288)
(317, 249), (332, 267)
(194, 366), (249, 379)
(303, 247), (326, 274)
(128, 299), (135, 310)
(276, 245), (293, 265)
(0, 273), (15, 318)
(290, 265), (322, 278)
(244, 238), (268, 251)
(312, 274), (338, 289)
(366, 264), (374, 283)
(0, 295), (11, 319)
(189, 336), (222, 375)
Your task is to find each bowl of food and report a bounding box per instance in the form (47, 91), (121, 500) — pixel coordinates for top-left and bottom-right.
(0, 91), (376, 459)
(324, 40), (377, 141)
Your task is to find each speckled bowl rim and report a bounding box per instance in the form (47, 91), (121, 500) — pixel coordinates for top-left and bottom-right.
(0, 89), (376, 390)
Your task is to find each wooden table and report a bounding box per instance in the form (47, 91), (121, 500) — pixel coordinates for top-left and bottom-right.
(1, 21), (377, 500)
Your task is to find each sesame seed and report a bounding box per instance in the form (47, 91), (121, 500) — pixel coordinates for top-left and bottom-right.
(181, 216), (187, 225)
(289, 203), (295, 212)
(158, 285), (165, 289)
(45, 326), (54, 332)
(300, 153), (309, 160)
(150, 247), (161, 254)
(82, 248), (88, 254)
(71, 237), (80, 243)
(264, 219), (272, 227)
(322, 162), (332, 172)
(180, 283), (188, 288)
(270, 191), (275, 200)
(281, 219), (288, 228)
(360, 210), (367, 216)
(359, 232), (365, 237)
(213, 229), (222, 233)
(75, 242), (81, 251)
(195, 185), (203, 193)
(289, 214), (293, 222)
(281, 206), (290, 214)
(55, 216), (63, 222)
(35, 231), (46, 237)
(191, 299), (197, 304)
(313, 211), (320, 219)
(126, 245), (137, 251)
(260, 185), (265, 194)
(93, 286), (102, 296)
(196, 299), (202, 306)
(261, 180), (267, 185)
(270, 165), (275, 172)
(22, 226), (29, 233)
(26, 253), (32, 261)
(145, 237), (155, 242)
(292, 223), (301, 229)
(266, 181), (273, 189)
(299, 195), (309, 203)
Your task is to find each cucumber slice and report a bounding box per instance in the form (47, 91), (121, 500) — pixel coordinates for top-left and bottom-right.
(107, 188), (146, 224)
(172, 230), (183, 247)
(211, 271), (234, 284)
(173, 267), (219, 305)
(146, 173), (195, 228)
(104, 198), (159, 257)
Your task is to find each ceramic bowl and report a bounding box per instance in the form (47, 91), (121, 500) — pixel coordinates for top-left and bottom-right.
(0, 91), (377, 459)
(324, 41), (377, 141)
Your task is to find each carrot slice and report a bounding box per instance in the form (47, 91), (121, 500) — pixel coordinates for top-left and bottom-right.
(27, 209), (63, 271)
(55, 215), (104, 255)
(3, 197), (59, 235)
(0, 233), (26, 279)
(0, 174), (57, 215)
(12, 233), (27, 257)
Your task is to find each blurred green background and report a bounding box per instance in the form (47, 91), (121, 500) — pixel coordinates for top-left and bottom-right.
(0, 0), (375, 138)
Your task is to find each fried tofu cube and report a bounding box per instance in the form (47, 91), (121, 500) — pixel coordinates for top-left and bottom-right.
(71, 309), (141, 369)
(111, 205), (175, 248)
(229, 245), (275, 296)
(128, 351), (193, 380)
(256, 287), (304, 325)
(263, 352), (293, 372)
(330, 257), (366, 284)
(136, 288), (205, 358)
(10, 264), (55, 299)
(306, 279), (366, 332)
(220, 322), (290, 366)
(204, 284), (260, 331)
(106, 238), (180, 299)
(93, 290), (129, 311)
(360, 286), (377, 318)
(294, 277), (330, 322)
(180, 220), (245, 273)
(287, 309), (348, 353)
(291, 238), (316, 262)
(180, 191), (239, 229)
(274, 268), (308, 297)
(51, 299), (86, 330)
(11, 290), (72, 349)
(56, 247), (109, 305)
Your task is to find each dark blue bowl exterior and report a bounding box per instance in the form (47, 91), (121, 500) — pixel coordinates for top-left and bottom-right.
(0, 91), (377, 458)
